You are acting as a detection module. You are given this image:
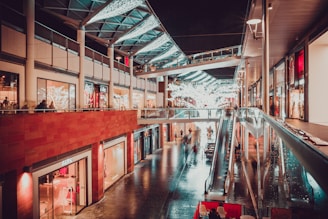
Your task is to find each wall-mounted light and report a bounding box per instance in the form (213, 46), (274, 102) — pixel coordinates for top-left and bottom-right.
(268, 3), (273, 10)
(23, 166), (32, 173)
(246, 18), (262, 40)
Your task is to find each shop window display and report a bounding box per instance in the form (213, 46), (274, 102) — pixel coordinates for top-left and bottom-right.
(104, 142), (125, 190)
(39, 159), (87, 218)
(0, 71), (19, 110)
(37, 78), (76, 111)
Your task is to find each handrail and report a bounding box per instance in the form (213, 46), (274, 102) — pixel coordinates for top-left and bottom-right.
(0, 107), (128, 115)
(142, 45), (241, 72)
(225, 111), (237, 191)
(140, 108), (224, 120)
(188, 45), (241, 60)
(204, 114), (224, 194)
(239, 107), (328, 194)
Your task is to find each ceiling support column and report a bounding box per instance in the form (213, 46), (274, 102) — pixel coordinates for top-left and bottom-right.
(108, 45), (114, 108)
(245, 59), (249, 107)
(262, 0), (270, 114)
(77, 27), (85, 109)
(164, 76), (168, 108)
(129, 56), (134, 109)
(25, 0), (36, 107)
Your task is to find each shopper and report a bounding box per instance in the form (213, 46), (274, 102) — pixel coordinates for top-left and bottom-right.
(35, 100), (48, 112)
(2, 97), (9, 106)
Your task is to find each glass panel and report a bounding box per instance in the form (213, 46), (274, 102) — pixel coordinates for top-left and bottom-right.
(38, 158), (87, 218)
(99, 85), (108, 108)
(104, 143), (125, 189)
(37, 78), (47, 105)
(69, 84), (76, 110)
(37, 79), (75, 111)
(0, 71), (18, 110)
(47, 80), (69, 110)
(84, 82), (94, 108)
(39, 174), (54, 219)
(77, 159), (87, 210)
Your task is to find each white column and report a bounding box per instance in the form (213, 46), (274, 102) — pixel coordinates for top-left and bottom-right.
(107, 46), (114, 108)
(164, 76), (168, 107)
(245, 59), (249, 107)
(155, 77), (159, 107)
(129, 56), (133, 109)
(262, 0), (270, 113)
(77, 28), (85, 109)
(144, 78), (148, 108)
(25, 0), (37, 107)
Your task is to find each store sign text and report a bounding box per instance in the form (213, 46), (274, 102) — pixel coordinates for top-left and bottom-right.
(62, 158), (73, 166)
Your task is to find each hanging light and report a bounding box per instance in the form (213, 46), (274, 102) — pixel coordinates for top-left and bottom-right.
(149, 45), (179, 63)
(135, 34), (169, 54)
(87, 0), (144, 25)
(116, 15), (159, 43)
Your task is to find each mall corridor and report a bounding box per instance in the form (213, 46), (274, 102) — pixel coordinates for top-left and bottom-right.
(68, 138), (211, 219)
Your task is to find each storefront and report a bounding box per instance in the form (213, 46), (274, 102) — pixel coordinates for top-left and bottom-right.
(134, 134), (143, 164)
(32, 149), (92, 219)
(113, 87), (129, 110)
(134, 125), (160, 164)
(84, 81), (108, 108)
(275, 62), (286, 118)
(0, 71), (19, 110)
(288, 50), (305, 120)
(103, 136), (127, 190)
(37, 78), (76, 110)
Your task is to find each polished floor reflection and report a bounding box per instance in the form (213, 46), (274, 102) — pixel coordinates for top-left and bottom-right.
(60, 119), (328, 219)
(64, 136), (211, 219)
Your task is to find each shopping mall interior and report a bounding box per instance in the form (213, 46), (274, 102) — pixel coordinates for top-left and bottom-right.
(0, 0), (328, 219)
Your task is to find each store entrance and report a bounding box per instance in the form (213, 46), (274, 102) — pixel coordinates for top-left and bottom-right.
(39, 159), (87, 218)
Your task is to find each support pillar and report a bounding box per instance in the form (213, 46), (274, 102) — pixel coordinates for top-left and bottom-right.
(262, 0), (270, 114)
(129, 56), (133, 109)
(164, 76), (168, 107)
(144, 78), (148, 108)
(25, 0), (36, 108)
(108, 46), (114, 108)
(245, 59), (249, 107)
(77, 28), (85, 108)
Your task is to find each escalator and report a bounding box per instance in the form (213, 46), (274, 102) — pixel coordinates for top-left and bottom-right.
(204, 111), (234, 200)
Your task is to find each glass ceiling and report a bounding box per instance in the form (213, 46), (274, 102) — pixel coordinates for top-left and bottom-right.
(36, 0), (242, 92)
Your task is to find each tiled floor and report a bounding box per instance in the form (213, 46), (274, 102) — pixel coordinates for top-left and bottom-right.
(65, 138), (211, 219)
(59, 118), (328, 219)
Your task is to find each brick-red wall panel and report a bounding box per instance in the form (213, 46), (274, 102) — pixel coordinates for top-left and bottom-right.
(0, 110), (138, 173)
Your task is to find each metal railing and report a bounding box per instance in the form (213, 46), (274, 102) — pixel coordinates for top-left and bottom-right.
(142, 45), (242, 72)
(139, 107), (224, 120)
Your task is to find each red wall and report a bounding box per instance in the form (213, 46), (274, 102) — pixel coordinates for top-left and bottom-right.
(0, 110), (139, 218)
